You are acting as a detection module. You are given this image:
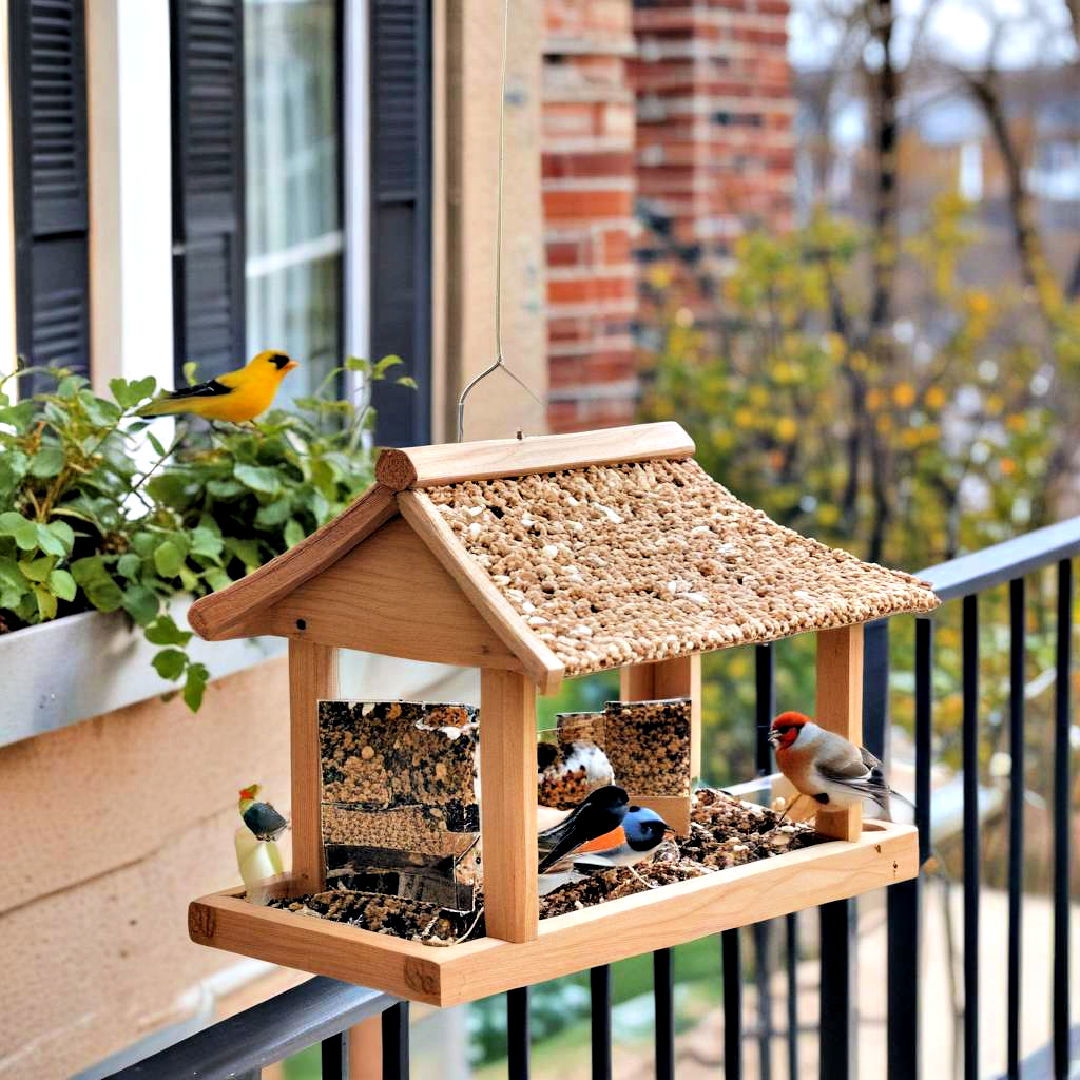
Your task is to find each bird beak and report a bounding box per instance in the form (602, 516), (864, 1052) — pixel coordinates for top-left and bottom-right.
(283, 360), (299, 372)
(767, 731), (780, 747)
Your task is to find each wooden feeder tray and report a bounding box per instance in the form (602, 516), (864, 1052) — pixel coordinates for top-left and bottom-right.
(186, 423), (937, 1003)
(190, 820), (917, 1007)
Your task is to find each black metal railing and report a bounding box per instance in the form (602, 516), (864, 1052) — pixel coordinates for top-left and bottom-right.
(110, 517), (1079, 1080)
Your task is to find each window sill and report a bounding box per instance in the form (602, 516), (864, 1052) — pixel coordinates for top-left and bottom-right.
(0, 598), (286, 749)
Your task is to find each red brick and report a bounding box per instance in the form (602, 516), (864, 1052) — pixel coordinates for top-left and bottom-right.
(543, 189), (634, 221)
(542, 151), (635, 180)
(602, 229), (632, 264)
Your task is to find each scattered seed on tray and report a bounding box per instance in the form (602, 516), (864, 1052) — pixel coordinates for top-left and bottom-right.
(267, 788), (824, 945)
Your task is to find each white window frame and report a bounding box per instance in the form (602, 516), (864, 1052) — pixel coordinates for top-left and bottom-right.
(86, 0), (175, 395)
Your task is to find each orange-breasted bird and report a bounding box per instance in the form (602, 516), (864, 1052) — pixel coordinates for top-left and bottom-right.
(768, 711), (911, 820)
(537, 785), (629, 873)
(562, 806), (670, 872)
(137, 350), (298, 423)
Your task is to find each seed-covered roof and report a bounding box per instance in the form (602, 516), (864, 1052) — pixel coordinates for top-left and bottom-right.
(419, 457), (939, 677)
(188, 423), (940, 688)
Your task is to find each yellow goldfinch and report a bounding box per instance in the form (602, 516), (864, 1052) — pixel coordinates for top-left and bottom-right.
(137, 350), (298, 422)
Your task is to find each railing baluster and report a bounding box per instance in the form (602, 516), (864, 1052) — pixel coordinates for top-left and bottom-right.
(752, 645), (775, 1078)
(1054, 558), (1073, 1080)
(506, 986), (530, 1080)
(785, 913), (798, 1080)
(915, 618), (933, 863)
(654, 948), (675, 1080)
(321, 1030), (348, 1080)
(590, 965), (612, 1080)
(1007, 578), (1025, 1079)
(723, 928), (743, 1079)
(862, 619), (889, 760)
(819, 900), (853, 1080)
(381, 1002), (410, 1080)
(962, 593), (980, 1080)
(752, 922), (773, 1080)
(873, 614), (917, 1080)
(755, 643), (775, 775)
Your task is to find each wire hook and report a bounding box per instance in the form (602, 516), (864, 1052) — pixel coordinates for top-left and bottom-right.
(456, 0), (542, 442)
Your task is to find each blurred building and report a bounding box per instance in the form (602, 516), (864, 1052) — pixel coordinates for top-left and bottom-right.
(542, 0), (797, 432)
(794, 64), (1080, 291)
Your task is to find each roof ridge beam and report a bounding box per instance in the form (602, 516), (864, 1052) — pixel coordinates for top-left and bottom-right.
(375, 422), (696, 491)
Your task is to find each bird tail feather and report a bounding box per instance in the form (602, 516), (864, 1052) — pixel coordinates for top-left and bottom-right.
(135, 397), (185, 417)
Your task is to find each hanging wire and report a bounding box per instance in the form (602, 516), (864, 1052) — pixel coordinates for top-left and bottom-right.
(456, 0), (543, 442)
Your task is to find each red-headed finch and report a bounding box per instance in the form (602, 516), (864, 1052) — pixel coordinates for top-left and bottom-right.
(768, 712), (911, 820)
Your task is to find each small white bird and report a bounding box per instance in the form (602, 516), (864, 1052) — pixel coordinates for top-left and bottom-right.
(235, 783), (285, 902)
(768, 711), (911, 820)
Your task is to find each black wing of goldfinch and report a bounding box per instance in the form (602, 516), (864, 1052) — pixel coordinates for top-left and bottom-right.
(159, 378), (232, 400)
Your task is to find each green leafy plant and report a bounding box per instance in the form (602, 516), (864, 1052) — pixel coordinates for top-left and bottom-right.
(0, 355), (413, 710)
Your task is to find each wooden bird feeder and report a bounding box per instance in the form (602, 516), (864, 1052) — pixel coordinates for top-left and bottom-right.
(187, 423), (938, 1006)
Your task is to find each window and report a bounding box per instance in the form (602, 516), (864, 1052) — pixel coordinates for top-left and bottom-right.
(244, 0), (343, 404)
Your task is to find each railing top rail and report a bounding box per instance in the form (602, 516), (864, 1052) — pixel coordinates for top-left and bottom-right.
(108, 977), (397, 1080)
(919, 515), (1080, 601)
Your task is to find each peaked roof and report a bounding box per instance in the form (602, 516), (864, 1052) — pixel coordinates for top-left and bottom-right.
(189, 423), (940, 688)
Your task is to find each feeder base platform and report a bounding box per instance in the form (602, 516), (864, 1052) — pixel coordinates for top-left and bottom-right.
(189, 819), (917, 1007)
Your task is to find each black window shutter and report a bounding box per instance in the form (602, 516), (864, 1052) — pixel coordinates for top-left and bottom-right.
(170, 0), (246, 383)
(8, 0), (91, 392)
(369, 0), (432, 446)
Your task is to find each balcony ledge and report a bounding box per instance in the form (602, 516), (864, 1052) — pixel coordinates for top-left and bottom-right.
(0, 597), (286, 750)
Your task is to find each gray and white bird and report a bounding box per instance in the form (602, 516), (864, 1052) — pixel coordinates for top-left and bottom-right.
(768, 711), (911, 820)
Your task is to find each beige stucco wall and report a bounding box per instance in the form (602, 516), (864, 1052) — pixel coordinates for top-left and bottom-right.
(0, 659), (294, 1079)
(437, 0), (548, 442)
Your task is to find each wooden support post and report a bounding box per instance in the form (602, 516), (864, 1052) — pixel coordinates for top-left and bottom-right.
(480, 668), (539, 942)
(348, 1015), (383, 1079)
(814, 625), (864, 842)
(618, 655), (700, 836)
(289, 639), (339, 892)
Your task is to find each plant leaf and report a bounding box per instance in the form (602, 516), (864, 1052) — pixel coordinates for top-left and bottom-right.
(18, 556), (54, 583)
(183, 661), (210, 711)
(234, 463), (281, 495)
(372, 354), (404, 376)
(144, 613), (192, 646)
(33, 585), (57, 620)
(49, 569), (77, 601)
(122, 585), (159, 626)
(29, 445), (64, 478)
(283, 518), (305, 548)
(116, 553), (142, 580)
(152, 648), (187, 680)
(153, 539), (183, 578)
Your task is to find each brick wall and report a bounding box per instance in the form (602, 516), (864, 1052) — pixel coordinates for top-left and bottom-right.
(541, 0), (796, 432)
(542, 0), (638, 432)
(633, 0), (795, 264)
